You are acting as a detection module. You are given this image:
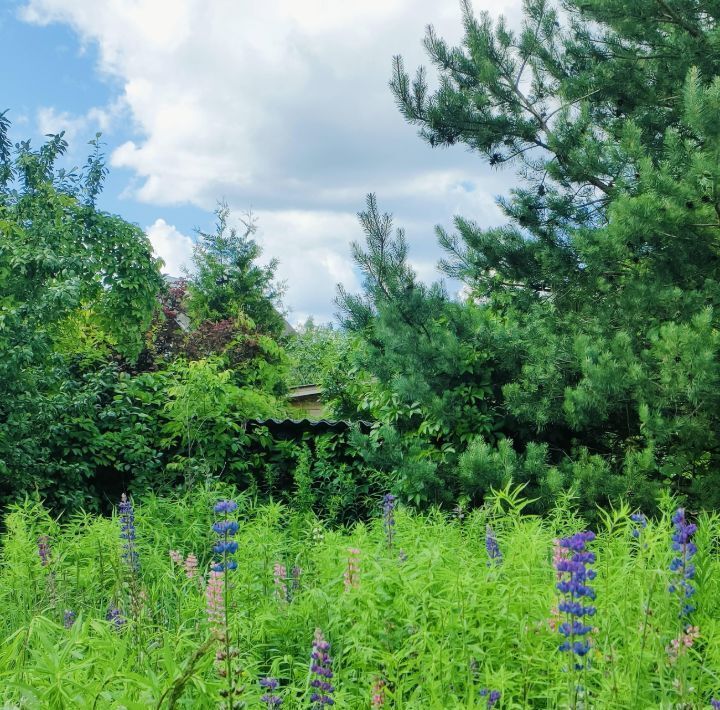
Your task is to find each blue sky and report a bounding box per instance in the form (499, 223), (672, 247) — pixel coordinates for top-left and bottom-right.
(3, 0), (518, 323)
(1, 1), (208, 237)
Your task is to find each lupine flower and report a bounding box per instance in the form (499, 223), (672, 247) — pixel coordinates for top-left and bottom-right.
(485, 525), (502, 566)
(552, 539), (567, 581)
(630, 512), (647, 539)
(210, 499), (242, 703)
(212, 500), (239, 573)
(548, 605), (561, 632)
(310, 628), (335, 706)
(669, 508), (697, 617)
(169, 549), (183, 565)
(37, 536), (51, 567)
(398, 549), (408, 564)
(344, 548), (361, 592)
(273, 562), (288, 602)
(119, 494), (139, 571)
(666, 625), (700, 663)
(710, 698), (720, 709)
(382, 494), (396, 547)
(185, 553), (198, 581)
(211, 560), (238, 573)
(206, 570), (225, 628)
(212, 520), (240, 536)
(106, 606), (125, 629)
(259, 677), (282, 706)
(548, 538), (568, 630)
(548, 538), (568, 631)
(371, 676), (386, 707)
(213, 540), (239, 555)
(479, 689), (501, 708)
(291, 566), (302, 594)
(63, 610), (76, 629)
(214, 500), (238, 514)
(555, 530), (596, 662)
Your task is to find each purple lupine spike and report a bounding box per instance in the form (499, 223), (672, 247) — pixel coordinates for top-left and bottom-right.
(37, 535), (50, 567)
(211, 499), (239, 573)
(63, 610), (76, 629)
(212, 520), (240, 536)
(106, 606), (125, 629)
(630, 512), (647, 539)
(669, 508), (697, 617)
(479, 689), (501, 708)
(485, 525), (502, 566)
(259, 677), (282, 706)
(119, 494), (139, 572)
(710, 698), (720, 709)
(309, 629), (335, 706)
(214, 500), (238, 514)
(555, 530), (596, 664)
(382, 494), (396, 547)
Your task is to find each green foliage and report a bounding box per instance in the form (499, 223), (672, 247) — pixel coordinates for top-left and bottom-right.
(0, 125), (323, 511)
(459, 437), (532, 498)
(284, 319), (367, 420)
(333, 0), (720, 512)
(337, 195), (519, 506)
(0, 119), (162, 508)
(238, 426), (381, 525)
(286, 319), (349, 387)
(0, 119), (161, 369)
(1, 490), (719, 707)
(162, 356), (286, 481)
(185, 202), (285, 336)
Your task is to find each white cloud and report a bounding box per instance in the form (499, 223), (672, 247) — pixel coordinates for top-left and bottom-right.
(21, 0), (521, 320)
(145, 218), (195, 276)
(254, 209), (361, 325)
(36, 103), (119, 146)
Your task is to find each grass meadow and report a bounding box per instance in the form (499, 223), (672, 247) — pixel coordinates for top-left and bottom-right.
(0, 485), (719, 708)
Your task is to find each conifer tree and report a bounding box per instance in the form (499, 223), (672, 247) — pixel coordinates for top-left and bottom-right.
(186, 201), (286, 337)
(344, 0), (720, 508)
(338, 195), (519, 506)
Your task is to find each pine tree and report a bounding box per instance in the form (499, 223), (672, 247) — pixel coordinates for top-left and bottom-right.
(338, 195), (519, 506)
(186, 201), (286, 337)
(357, 0), (720, 508)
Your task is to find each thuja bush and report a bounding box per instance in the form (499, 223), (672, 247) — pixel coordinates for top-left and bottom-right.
(0, 486), (719, 708)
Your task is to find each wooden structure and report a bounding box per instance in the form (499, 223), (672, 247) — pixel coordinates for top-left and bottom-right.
(287, 384), (325, 419)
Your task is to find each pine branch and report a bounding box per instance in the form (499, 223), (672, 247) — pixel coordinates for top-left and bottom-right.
(654, 0), (704, 39)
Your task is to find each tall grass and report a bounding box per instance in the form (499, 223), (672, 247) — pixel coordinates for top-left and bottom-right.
(0, 485), (718, 708)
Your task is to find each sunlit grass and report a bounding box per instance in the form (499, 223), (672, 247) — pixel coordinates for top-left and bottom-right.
(0, 486), (718, 708)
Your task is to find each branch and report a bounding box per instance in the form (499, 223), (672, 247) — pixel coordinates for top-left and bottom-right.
(654, 0), (703, 38)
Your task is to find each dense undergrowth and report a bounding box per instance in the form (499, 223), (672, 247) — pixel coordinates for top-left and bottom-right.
(0, 485), (719, 708)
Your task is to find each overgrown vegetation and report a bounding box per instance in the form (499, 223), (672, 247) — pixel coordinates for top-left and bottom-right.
(5, 0), (720, 521)
(1, 486), (719, 707)
(335, 0), (720, 512)
(0, 120), (375, 516)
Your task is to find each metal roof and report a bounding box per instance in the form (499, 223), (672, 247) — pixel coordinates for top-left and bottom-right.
(247, 417), (371, 433)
